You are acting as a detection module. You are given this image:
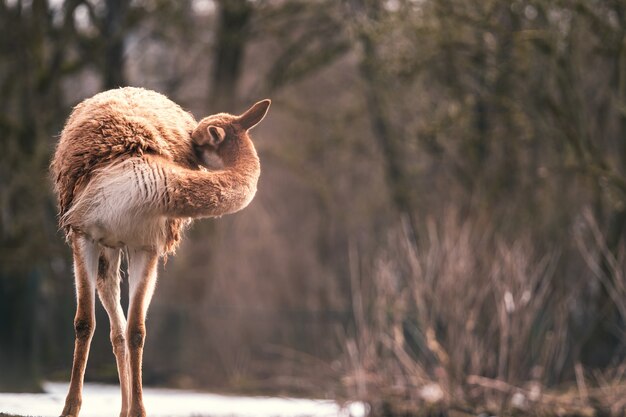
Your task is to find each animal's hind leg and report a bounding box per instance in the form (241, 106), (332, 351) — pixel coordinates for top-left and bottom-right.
(61, 235), (99, 417)
(96, 247), (129, 417)
(126, 248), (159, 417)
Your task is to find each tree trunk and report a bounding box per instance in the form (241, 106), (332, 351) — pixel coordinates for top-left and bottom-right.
(352, 0), (418, 239)
(210, 0), (252, 112)
(103, 0), (128, 89)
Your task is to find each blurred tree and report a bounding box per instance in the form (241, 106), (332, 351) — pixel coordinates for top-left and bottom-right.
(349, 0), (419, 237)
(210, 0), (252, 111)
(102, 0), (129, 88)
(531, 0), (626, 366)
(0, 0), (76, 391)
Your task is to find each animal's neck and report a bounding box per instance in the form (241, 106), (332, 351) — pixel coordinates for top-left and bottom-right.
(221, 139), (258, 169)
(166, 141), (260, 219)
(57, 140), (261, 253)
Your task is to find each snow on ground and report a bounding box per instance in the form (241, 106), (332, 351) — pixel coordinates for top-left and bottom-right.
(0, 382), (368, 417)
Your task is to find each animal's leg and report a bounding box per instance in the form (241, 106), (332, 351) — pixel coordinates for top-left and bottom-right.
(61, 235), (99, 417)
(96, 247), (129, 417)
(126, 248), (159, 417)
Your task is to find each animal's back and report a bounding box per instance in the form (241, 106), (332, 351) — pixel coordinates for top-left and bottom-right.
(52, 87), (198, 219)
(51, 87), (199, 252)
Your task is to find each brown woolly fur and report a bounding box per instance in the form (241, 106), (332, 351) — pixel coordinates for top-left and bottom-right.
(51, 87), (269, 254)
(51, 88), (198, 253)
(53, 88), (197, 215)
(51, 88), (269, 417)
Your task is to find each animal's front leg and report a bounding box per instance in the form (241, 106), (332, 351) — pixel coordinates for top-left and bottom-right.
(126, 248), (159, 417)
(61, 235), (99, 417)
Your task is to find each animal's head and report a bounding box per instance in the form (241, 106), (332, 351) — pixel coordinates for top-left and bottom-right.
(192, 99), (271, 169)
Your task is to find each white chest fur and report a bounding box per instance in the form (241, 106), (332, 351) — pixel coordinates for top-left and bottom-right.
(63, 158), (170, 251)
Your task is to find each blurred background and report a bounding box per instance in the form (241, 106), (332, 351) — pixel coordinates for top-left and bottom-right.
(1, 0), (626, 415)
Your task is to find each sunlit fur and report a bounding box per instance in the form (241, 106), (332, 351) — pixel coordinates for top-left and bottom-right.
(50, 87), (270, 417)
(51, 87), (266, 254)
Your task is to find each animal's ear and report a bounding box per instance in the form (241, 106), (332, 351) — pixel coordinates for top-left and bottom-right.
(207, 126), (226, 147)
(194, 125), (226, 148)
(238, 99), (271, 130)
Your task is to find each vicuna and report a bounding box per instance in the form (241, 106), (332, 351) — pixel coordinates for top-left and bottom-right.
(50, 87), (269, 417)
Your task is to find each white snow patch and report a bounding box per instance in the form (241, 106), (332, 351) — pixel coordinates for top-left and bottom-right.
(0, 382), (367, 417)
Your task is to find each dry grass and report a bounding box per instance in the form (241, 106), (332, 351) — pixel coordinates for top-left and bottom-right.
(334, 208), (626, 416)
